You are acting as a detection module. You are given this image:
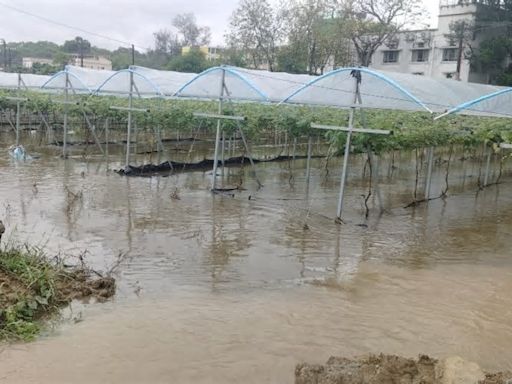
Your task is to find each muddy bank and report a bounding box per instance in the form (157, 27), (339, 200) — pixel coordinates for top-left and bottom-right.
(295, 354), (512, 384)
(0, 244), (116, 341)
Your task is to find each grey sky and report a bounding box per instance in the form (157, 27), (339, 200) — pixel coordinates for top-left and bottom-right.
(0, 0), (439, 52)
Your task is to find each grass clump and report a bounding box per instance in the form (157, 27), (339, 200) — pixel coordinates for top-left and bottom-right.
(0, 243), (115, 341)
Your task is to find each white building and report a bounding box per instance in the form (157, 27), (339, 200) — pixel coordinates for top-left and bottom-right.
(369, 0), (506, 83)
(22, 57), (54, 69)
(71, 55), (112, 71)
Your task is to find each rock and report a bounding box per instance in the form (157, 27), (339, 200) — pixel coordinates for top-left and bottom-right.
(480, 372), (512, 384)
(436, 356), (485, 384)
(295, 354), (437, 384)
(294, 354), (511, 384)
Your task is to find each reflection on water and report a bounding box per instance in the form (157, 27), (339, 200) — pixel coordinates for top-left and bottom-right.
(0, 132), (512, 382)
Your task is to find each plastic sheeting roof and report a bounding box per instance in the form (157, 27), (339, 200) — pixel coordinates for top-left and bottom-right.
(0, 72), (50, 90)
(0, 64), (510, 118)
(283, 67), (502, 114)
(436, 87), (512, 119)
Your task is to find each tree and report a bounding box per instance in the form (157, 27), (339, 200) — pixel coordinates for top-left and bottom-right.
(286, 0), (352, 74)
(172, 13), (211, 47)
(167, 48), (211, 73)
(9, 41), (61, 59)
(110, 47), (148, 70)
(226, 0), (288, 71)
(470, 36), (512, 84)
(277, 44), (308, 73)
(335, 0), (423, 66)
(62, 36), (92, 67)
(444, 20), (475, 80)
(53, 51), (69, 68)
(153, 29), (181, 56)
(31, 62), (60, 75)
(220, 47), (247, 67)
(473, 0), (512, 21)
(146, 13), (211, 69)
(144, 29), (182, 69)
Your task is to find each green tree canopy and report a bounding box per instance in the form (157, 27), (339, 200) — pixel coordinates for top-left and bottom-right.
(166, 48), (211, 73)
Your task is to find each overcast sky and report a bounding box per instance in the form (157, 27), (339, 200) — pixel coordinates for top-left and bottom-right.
(0, 0), (439, 51)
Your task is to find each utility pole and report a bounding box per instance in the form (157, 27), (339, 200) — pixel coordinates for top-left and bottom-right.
(1, 39), (6, 71)
(7, 47), (12, 71)
(131, 44), (135, 66)
(80, 39), (84, 67)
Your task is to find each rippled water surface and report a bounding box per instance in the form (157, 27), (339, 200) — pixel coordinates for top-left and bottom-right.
(1, 132), (512, 383)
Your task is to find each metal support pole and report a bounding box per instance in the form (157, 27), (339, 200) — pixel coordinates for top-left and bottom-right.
(125, 71), (134, 168)
(336, 107), (355, 220)
(336, 76), (361, 221)
(15, 74), (21, 147)
(211, 68), (226, 190)
(105, 118), (109, 164)
(63, 71), (69, 158)
(369, 151), (383, 212)
(133, 120), (138, 160)
(424, 147), (434, 200)
(306, 135), (313, 184)
(15, 101), (20, 146)
(484, 146), (492, 187)
(221, 130), (225, 176)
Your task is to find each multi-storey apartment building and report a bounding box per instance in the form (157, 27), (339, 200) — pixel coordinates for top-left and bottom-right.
(369, 0), (507, 83)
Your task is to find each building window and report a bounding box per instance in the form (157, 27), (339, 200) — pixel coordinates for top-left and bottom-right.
(411, 49), (429, 62)
(383, 50), (399, 63)
(442, 48), (459, 62)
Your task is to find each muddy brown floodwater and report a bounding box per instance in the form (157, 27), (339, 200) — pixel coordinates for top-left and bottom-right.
(0, 132), (512, 383)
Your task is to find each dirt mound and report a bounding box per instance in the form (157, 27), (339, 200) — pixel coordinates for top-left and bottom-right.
(0, 246), (117, 341)
(56, 271), (116, 303)
(296, 354), (437, 384)
(295, 354), (512, 384)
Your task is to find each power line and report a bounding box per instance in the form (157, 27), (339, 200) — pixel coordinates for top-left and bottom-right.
(0, 1), (149, 51)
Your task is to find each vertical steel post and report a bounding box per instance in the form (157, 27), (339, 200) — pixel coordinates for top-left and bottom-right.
(484, 146), (492, 187)
(15, 73), (21, 147)
(221, 130), (225, 176)
(306, 135), (313, 184)
(133, 120), (138, 161)
(336, 78), (359, 221)
(211, 68), (226, 190)
(63, 71), (69, 158)
(369, 151), (383, 212)
(424, 147), (434, 200)
(105, 118), (110, 165)
(125, 70), (134, 168)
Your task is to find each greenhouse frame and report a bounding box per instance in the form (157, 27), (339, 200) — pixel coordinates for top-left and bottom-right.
(1, 64), (511, 221)
(0, 64), (509, 117)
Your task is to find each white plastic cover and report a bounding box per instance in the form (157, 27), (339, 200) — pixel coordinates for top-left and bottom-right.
(130, 66), (196, 97)
(0, 64), (510, 118)
(283, 67), (503, 114)
(437, 87), (512, 118)
(0, 72), (50, 89)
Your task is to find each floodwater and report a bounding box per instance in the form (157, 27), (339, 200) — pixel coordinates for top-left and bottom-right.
(1, 131), (512, 383)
